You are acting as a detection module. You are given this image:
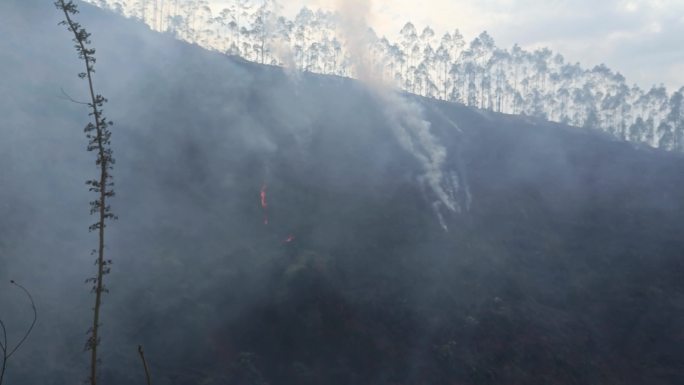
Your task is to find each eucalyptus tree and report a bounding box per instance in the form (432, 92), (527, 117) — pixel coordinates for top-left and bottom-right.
(509, 44), (525, 105)
(178, 0), (197, 41)
(418, 42), (436, 97)
(657, 89), (684, 150)
(435, 34), (452, 100)
(135, 0), (147, 23)
(669, 89), (684, 151)
(234, 0), (252, 58)
(399, 22), (418, 89)
(218, 4), (237, 53)
(636, 86), (670, 146)
(448, 62), (465, 103)
(194, 0), (214, 45)
(160, 0), (170, 30)
(531, 48), (551, 92)
(388, 42), (406, 86)
(252, 10), (268, 63)
(436, 31), (464, 101)
(476, 32), (496, 108)
(250, 0), (280, 64)
(557, 87), (571, 123)
(490, 50), (510, 112)
(150, 0), (158, 30)
(418, 27), (437, 96)
(292, 8), (316, 70)
(628, 117), (647, 142)
(330, 37), (343, 75)
(419, 26), (436, 65)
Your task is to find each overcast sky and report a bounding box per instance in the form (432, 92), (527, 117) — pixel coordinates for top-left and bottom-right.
(212, 0), (684, 91)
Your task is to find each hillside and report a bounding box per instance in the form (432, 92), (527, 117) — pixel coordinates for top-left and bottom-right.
(1, 1), (684, 384)
(83, 0), (684, 152)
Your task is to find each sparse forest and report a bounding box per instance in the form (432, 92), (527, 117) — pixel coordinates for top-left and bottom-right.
(86, 0), (684, 152)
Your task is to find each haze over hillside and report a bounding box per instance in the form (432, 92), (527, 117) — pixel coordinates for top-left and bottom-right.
(84, 0), (684, 152)
(1, 1), (684, 385)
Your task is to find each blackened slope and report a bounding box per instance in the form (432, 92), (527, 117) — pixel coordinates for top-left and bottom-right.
(1, 1), (684, 384)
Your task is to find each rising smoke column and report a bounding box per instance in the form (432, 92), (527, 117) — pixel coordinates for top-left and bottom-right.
(334, 0), (470, 230)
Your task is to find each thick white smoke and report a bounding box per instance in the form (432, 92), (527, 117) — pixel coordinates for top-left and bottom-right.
(334, 0), (470, 230)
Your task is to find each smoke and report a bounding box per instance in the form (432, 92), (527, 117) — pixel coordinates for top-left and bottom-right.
(334, 0), (470, 230)
(334, 0), (374, 82)
(5, 3), (684, 385)
(272, 38), (301, 81)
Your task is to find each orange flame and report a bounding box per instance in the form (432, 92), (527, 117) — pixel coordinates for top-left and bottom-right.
(260, 184), (268, 225)
(284, 235), (296, 243)
(260, 184), (267, 208)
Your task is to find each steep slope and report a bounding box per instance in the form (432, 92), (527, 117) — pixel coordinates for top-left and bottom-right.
(1, 1), (684, 385)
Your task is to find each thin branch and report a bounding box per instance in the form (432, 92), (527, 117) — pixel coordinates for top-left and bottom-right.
(0, 319), (6, 353)
(138, 345), (152, 385)
(0, 318), (6, 385)
(0, 280), (36, 385)
(6, 281), (37, 359)
(59, 87), (90, 105)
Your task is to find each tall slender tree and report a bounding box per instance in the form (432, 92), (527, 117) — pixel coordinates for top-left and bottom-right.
(54, 2), (116, 385)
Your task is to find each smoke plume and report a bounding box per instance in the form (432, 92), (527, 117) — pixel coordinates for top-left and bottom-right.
(334, 0), (470, 230)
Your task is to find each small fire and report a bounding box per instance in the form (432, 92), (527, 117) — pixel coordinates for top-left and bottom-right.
(260, 184), (268, 225)
(283, 235), (296, 243)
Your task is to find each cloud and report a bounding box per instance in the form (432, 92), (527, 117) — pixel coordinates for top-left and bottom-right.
(466, 0), (683, 89)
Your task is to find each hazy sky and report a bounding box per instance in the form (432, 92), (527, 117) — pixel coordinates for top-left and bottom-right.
(211, 0), (684, 91)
